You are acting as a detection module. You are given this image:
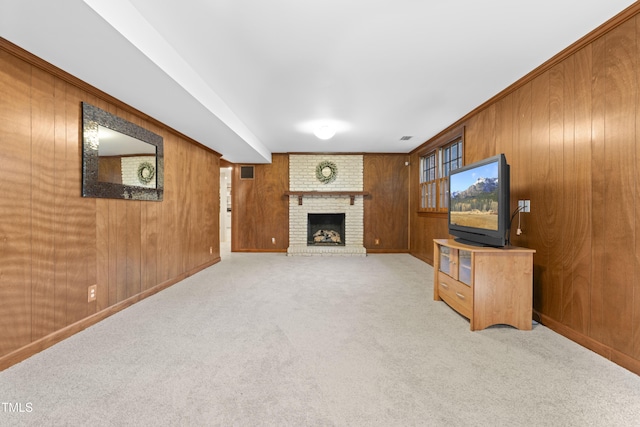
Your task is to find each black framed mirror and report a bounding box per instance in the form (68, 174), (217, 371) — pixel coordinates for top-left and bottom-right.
(82, 102), (163, 201)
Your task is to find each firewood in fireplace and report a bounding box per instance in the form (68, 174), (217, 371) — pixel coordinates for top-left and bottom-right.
(312, 229), (342, 244)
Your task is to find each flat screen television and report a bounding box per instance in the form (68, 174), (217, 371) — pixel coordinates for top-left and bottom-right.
(448, 153), (510, 247)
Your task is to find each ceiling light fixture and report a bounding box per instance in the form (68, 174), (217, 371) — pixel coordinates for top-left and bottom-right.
(314, 125), (336, 140)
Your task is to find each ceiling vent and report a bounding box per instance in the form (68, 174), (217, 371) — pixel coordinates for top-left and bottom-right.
(400, 136), (413, 141)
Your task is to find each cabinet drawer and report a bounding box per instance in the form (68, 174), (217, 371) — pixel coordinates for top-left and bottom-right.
(436, 273), (472, 319)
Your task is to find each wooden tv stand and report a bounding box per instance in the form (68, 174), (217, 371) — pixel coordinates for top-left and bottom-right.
(433, 239), (535, 331)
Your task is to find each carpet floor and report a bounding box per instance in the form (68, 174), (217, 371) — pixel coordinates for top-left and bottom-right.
(1, 249), (639, 426)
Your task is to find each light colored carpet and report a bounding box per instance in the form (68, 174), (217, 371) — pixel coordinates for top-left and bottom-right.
(1, 248), (639, 426)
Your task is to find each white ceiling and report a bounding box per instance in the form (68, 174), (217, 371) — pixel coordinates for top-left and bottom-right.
(1, 0), (636, 163)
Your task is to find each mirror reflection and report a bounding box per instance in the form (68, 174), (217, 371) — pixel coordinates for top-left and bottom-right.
(97, 126), (157, 187)
(82, 102), (163, 201)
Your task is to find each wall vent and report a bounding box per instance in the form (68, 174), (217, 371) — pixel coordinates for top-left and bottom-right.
(240, 165), (254, 179)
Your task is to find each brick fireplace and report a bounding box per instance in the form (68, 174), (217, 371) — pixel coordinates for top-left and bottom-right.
(287, 154), (366, 256)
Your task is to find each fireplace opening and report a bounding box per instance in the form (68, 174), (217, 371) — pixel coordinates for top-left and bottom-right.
(307, 213), (346, 246)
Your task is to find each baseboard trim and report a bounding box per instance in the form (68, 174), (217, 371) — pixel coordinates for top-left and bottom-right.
(535, 311), (640, 376)
(0, 257), (220, 372)
(365, 249), (409, 254)
(232, 249), (288, 253)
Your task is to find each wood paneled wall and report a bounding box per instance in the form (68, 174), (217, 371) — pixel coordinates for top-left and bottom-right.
(232, 154), (290, 251)
(231, 153), (409, 253)
(409, 6), (640, 374)
(364, 154), (409, 252)
(0, 40), (220, 369)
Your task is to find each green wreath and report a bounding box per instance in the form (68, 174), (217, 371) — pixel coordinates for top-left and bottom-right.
(315, 160), (338, 184)
(137, 161), (156, 185)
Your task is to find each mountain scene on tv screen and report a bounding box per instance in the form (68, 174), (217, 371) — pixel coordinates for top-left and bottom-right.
(450, 177), (499, 230)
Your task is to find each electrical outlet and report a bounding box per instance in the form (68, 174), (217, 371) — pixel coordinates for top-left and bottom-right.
(88, 285), (97, 302)
(272, 237), (276, 245)
(209, 246), (213, 254)
(518, 200), (531, 213)
(374, 238), (380, 245)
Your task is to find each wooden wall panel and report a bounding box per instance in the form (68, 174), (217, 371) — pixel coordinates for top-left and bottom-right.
(30, 66), (56, 339)
(602, 19), (636, 355)
(64, 84), (92, 326)
(141, 202), (159, 292)
(562, 55), (578, 328)
(157, 192), (176, 284)
(115, 200), (128, 303)
(232, 154), (289, 252)
(409, 10), (640, 374)
(590, 36), (607, 345)
(106, 199), (118, 306)
(190, 142), (219, 266)
(0, 39), (221, 367)
(528, 73), (551, 316)
(158, 135), (179, 282)
(125, 201), (142, 299)
(512, 82), (532, 244)
(411, 213), (448, 265)
(87, 95), (110, 316)
(494, 94), (514, 160)
(464, 106), (495, 164)
(52, 78), (69, 331)
(546, 64), (564, 322)
(174, 137), (190, 272)
(571, 46), (593, 334)
(463, 115), (483, 164)
(96, 198), (110, 311)
(0, 50), (32, 355)
(363, 154), (409, 252)
(634, 17), (640, 361)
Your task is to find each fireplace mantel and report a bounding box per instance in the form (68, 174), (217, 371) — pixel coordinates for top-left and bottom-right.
(284, 191), (369, 205)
